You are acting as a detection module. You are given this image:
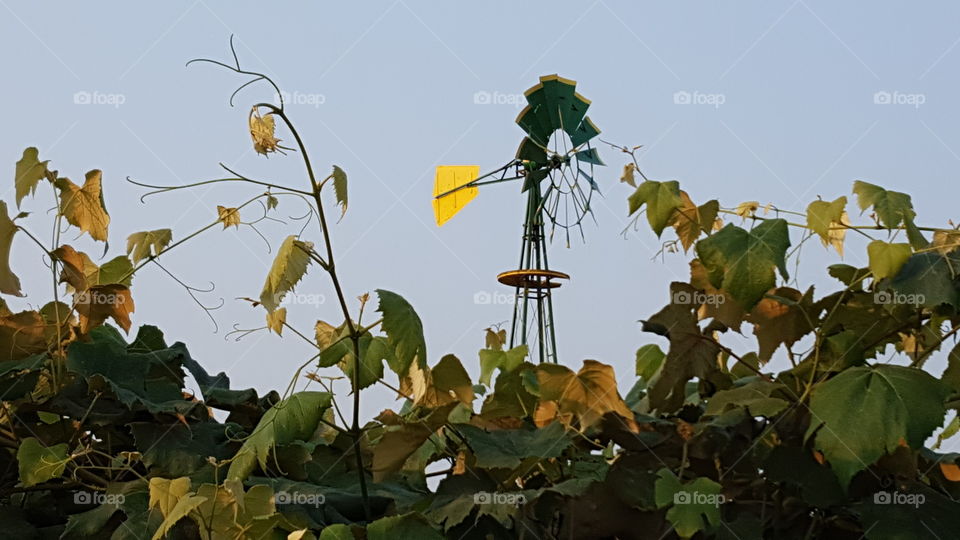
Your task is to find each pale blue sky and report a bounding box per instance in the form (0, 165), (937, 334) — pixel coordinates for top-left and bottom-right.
(3, 1), (960, 425)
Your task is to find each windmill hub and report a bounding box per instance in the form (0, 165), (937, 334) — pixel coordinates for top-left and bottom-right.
(432, 74), (603, 364)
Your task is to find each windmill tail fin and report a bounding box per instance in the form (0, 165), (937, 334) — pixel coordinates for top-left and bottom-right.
(433, 165), (480, 226)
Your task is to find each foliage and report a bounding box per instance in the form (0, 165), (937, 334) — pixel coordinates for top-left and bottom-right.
(1, 50), (960, 540)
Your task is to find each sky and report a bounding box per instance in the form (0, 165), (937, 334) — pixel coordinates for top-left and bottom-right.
(2, 1), (960, 437)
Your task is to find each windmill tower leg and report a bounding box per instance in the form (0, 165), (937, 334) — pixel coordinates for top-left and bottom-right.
(498, 181), (567, 364)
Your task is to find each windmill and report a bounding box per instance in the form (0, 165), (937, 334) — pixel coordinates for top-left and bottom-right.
(433, 75), (604, 364)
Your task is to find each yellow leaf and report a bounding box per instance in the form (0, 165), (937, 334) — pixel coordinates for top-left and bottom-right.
(14, 147), (49, 208)
(825, 211), (849, 257)
(148, 477), (192, 517)
(259, 235), (312, 313)
(535, 360), (635, 431)
(50, 245), (88, 291)
(735, 201), (759, 219)
(0, 201), (24, 296)
(75, 284), (135, 334)
(620, 162), (637, 187)
(55, 170), (110, 242)
(216, 206), (241, 229)
(315, 320), (337, 349)
(249, 110), (280, 155)
(126, 229), (172, 264)
(266, 308), (286, 336)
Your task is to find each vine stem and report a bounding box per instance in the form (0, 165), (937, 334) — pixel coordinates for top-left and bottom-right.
(260, 102), (371, 521)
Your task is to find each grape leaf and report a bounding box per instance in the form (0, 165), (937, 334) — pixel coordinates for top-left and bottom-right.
(148, 477), (192, 517)
(635, 344), (666, 381)
(332, 165), (348, 220)
(216, 205), (241, 229)
(455, 421), (572, 469)
(479, 344), (527, 386)
(14, 147), (49, 208)
(806, 365), (949, 488)
(867, 240), (911, 280)
(17, 437), (69, 487)
(226, 391), (332, 481)
(75, 284), (135, 334)
(853, 180), (915, 228)
(535, 360), (634, 429)
(671, 192), (719, 252)
(265, 307), (286, 336)
(249, 110), (280, 155)
(260, 235), (313, 313)
(806, 196), (847, 255)
(695, 219), (790, 309)
(126, 229), (172, 264)
(55, 170), (110, 242)
(0, 201), (23, 296)
(628, 180), (683, 236)
(746, 287), (816, 362)
(654, 469), (723, 539)
(376, 289), (427, 376)
(366, 513), (443, 540)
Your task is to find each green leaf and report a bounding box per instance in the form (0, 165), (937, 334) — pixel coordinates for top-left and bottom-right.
(17, 437), (69, 487)
(703, 380), (788, 418)
(654, 469), (723, 539)
(226, 391), (333, 481)
(376, 289), (427, 376)
(867, 240), (912, 280)
(807, 365), (950, 488)
(456, 421), (572, 469)
(260, 235), (313, 313)
(0, 201), (24, 296)
(853, 180), (915, 228)
(318, 524), (353, 539)
(332, 165), (348, 220)
(367, 513), (443, 540)
(695, 220), (790, 309)
(889, 252), (960, 308)
(479, 344), (527, 386)
(14, 147), (49, 208)
(432, 354), (474, 405)
(63, 503), (120, 537)
(126, 229), (172, 264)
(635, 344), (665, 381)
(628, 180), (684, 237)
(339, 334), (387, 391)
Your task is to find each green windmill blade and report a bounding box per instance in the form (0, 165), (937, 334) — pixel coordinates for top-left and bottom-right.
(569, 116), (600, 148)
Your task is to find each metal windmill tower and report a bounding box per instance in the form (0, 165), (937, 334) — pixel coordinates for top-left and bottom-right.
(433, 75), (603, 363)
